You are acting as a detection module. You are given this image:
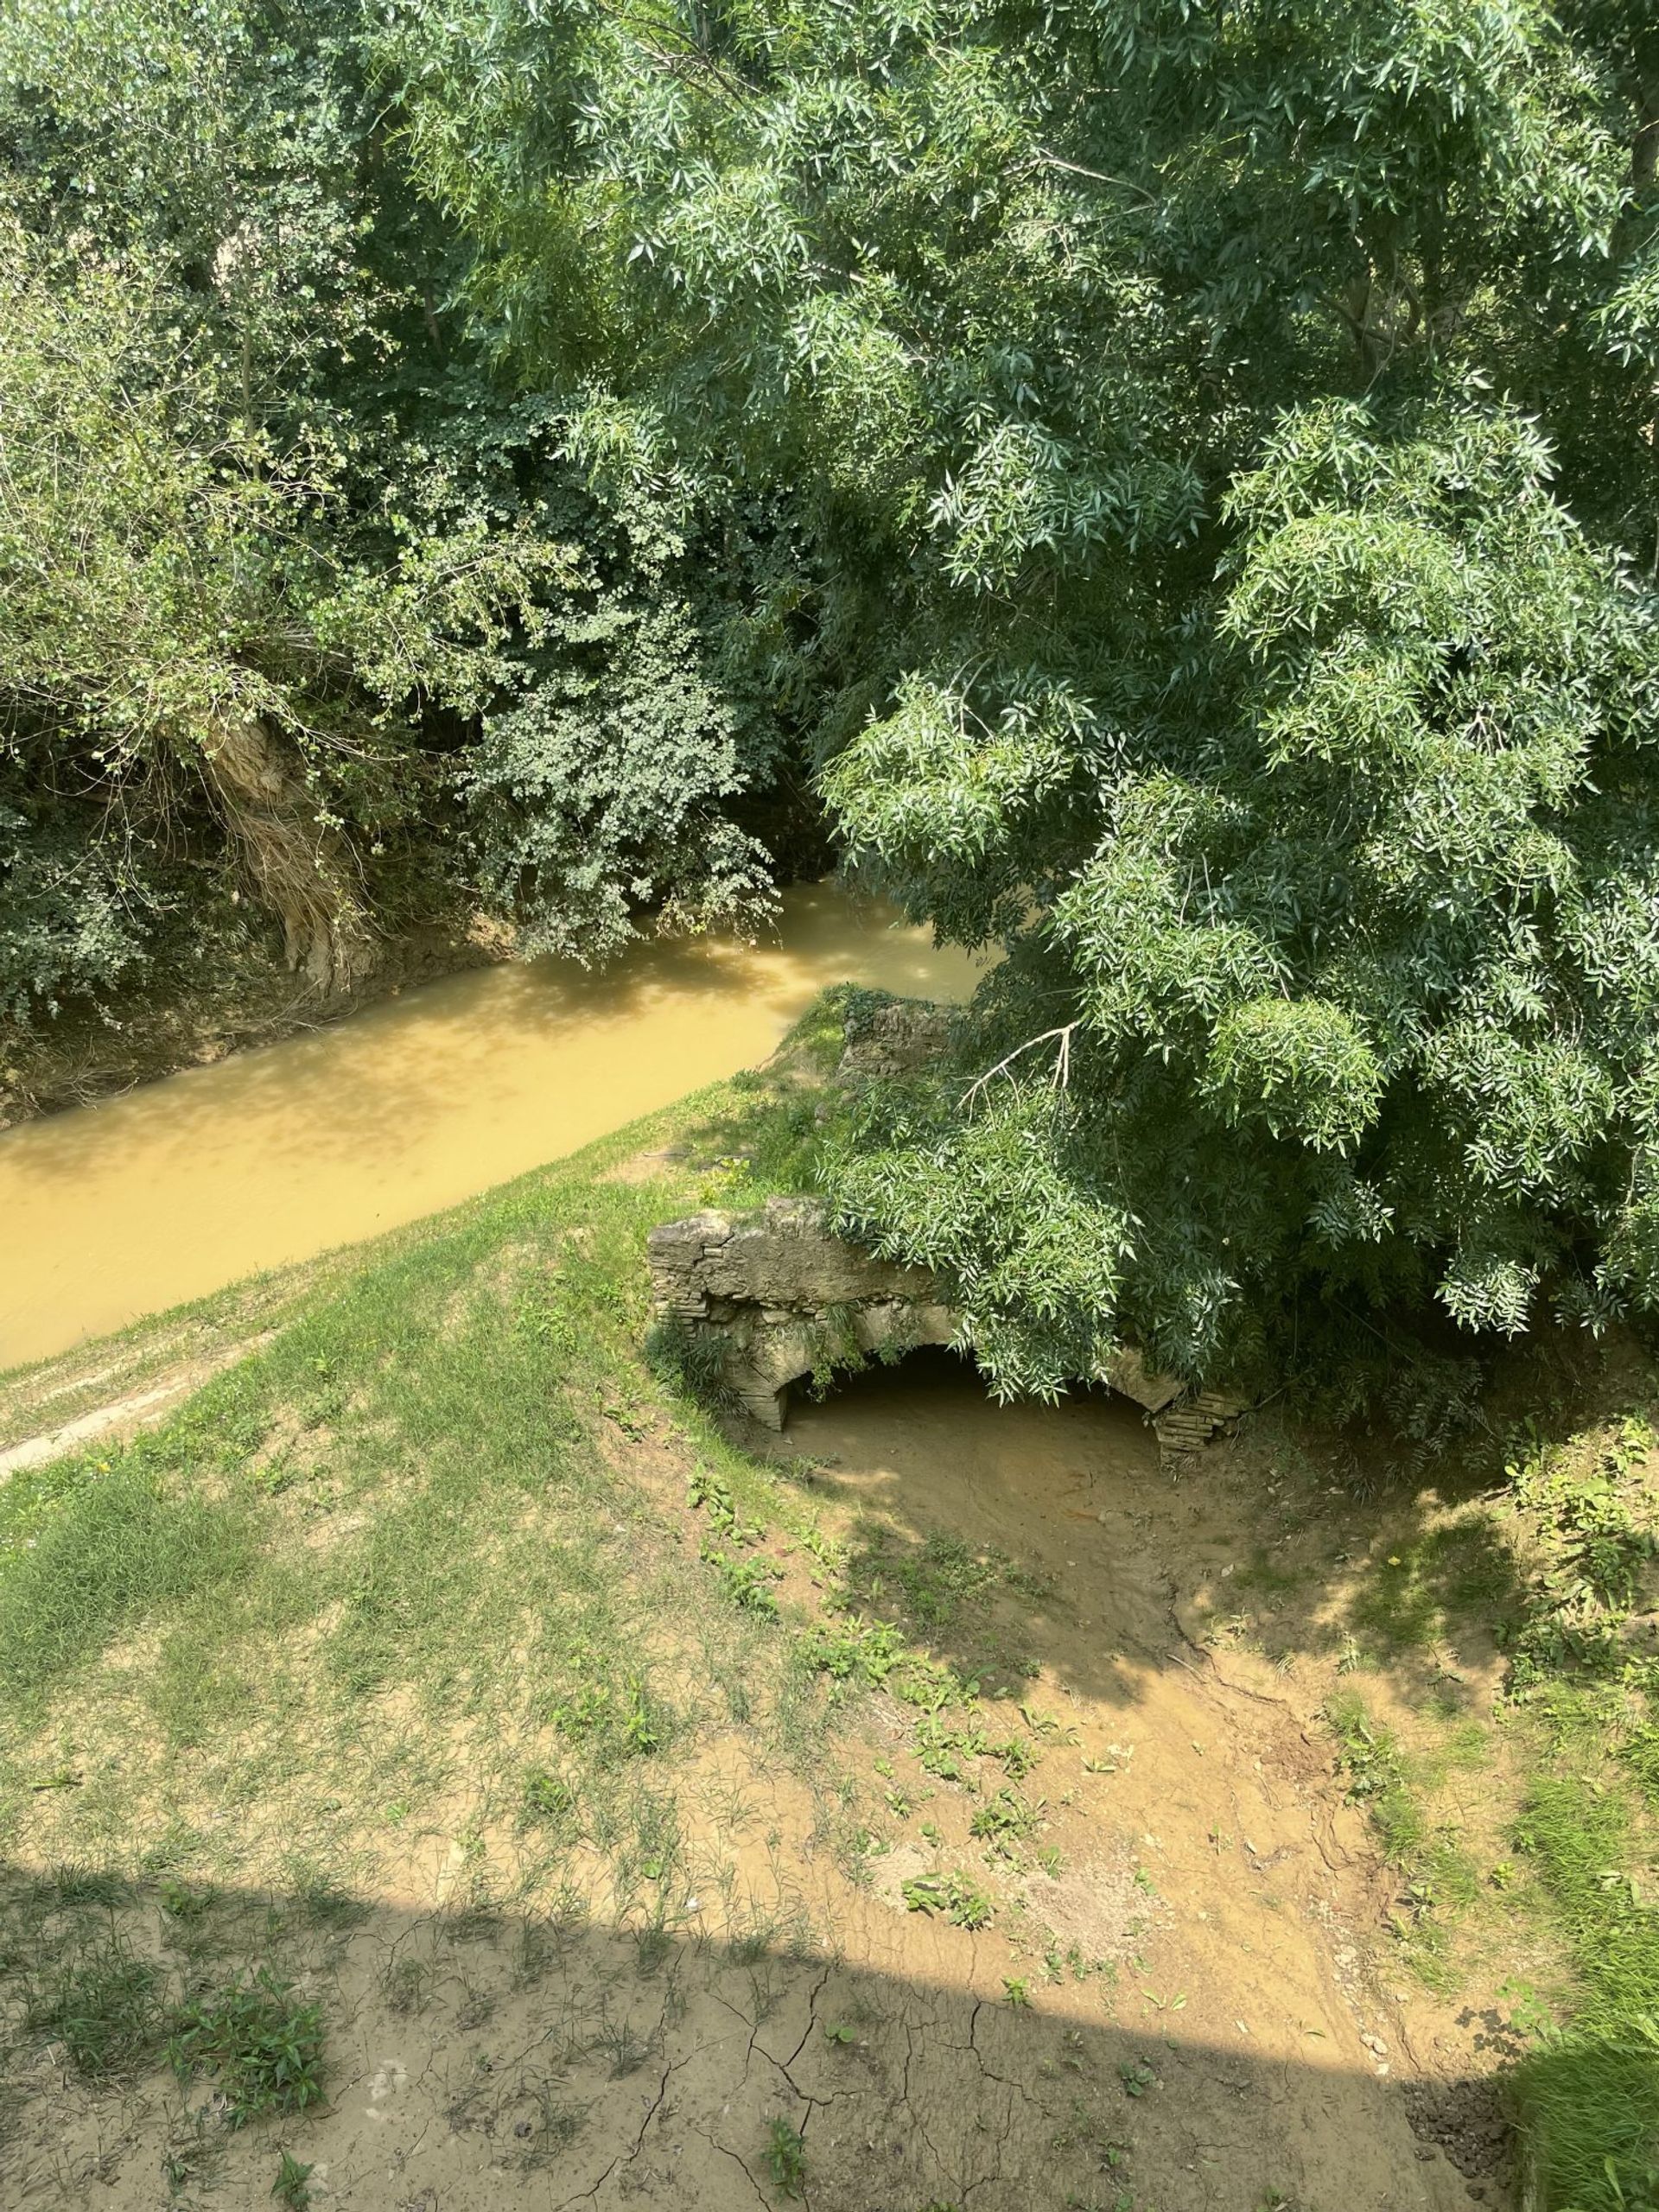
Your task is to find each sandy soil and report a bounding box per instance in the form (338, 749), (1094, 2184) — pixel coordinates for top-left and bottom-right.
(3, 1354), (1500, 2210)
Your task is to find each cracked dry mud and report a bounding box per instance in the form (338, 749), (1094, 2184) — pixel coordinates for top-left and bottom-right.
(8, 1357), (1482, 2210)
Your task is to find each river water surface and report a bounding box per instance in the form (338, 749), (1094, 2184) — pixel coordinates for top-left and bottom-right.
(1, 885), (983, 1370)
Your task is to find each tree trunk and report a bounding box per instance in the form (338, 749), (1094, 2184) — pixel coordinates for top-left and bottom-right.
(201, 717), (376, 994)
(1631, 65), (1657, 197)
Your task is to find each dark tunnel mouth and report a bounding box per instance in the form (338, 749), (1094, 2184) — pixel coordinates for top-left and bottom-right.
(778, 1338), (1161, 1440)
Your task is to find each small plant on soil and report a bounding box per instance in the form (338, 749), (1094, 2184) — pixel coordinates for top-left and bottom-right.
(168, 1968), (326, 2126)
(522, 1769), (577, 1823)
(161, 2109), (220, 2195)
(381, 1957), (436, 2017)
(686, 1465), (763, 1543)
(798, 1616), (904, 1685)
(765, 2114), (807, 2199)
(970, 1788), (1043, 1853)
(1019, 1701), (1077, 1744)
(550, 1682), (613, 1738)
(912, 1710), (989, 1783)
(900, 1871), (995, 1929)
(988, 1732), (1042, 1780)
(158, 1875), (213, 1923)
(620, 1675), (661, 1753)
(1118, 2058), (1155, 2098)
(550, 1671), (662, 1759)
(271, 2150), (314, 2209)
(705, 1546), (783, 1618)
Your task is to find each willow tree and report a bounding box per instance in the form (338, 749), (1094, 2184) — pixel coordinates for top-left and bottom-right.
(384, 0), (1659, 1401)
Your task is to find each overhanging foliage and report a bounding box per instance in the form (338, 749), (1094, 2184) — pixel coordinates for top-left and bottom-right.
(376, 0), (1659, 1394)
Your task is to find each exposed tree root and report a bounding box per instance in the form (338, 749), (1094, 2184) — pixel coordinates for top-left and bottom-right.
(202, 715), (375, 993)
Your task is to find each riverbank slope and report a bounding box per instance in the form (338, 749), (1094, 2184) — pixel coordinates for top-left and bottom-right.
(0, 1000), (1654, 2211)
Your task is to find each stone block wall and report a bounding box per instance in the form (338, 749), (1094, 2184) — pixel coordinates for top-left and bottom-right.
(645, 1196), (1242, 1468)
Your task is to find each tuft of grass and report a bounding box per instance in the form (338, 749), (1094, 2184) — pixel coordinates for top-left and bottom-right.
(25, 1931), (167, 2080)
(645, 1318), (736, 1411)
(0, 1463), (254, 1707)
(550, 1669), (665, 1762)
(168, 1968), (326, 2126)
(48, 1862), (126, 1906)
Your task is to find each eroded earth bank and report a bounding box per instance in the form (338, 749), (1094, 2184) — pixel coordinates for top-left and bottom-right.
(1, 1012), (1649, 2211)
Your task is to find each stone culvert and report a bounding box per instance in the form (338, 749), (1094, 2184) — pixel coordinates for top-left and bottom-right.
(645, 1196), (1242, 1471)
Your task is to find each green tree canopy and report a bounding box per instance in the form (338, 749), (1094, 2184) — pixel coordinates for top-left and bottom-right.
(380, 0), (1659, 1392)
(5, 0), (1659, 1398)
(0, 0), (799, 1009)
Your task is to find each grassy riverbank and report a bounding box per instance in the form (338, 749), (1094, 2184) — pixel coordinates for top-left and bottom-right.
(1, 995), (1656, 2211)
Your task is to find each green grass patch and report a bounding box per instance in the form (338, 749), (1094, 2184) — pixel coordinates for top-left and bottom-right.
(1324, 1689), (1482, 1991)
(1510, 2025), (1659, 2212)
(0, 1462), (257, 1708)
(168, 1968), (326, 2126)
(1508, 1773), (1659, 2210)
(1344, 1517), (1522, 1656)
(23, 1929), (168, 2080)
(1393, 1408), (1659, 2212)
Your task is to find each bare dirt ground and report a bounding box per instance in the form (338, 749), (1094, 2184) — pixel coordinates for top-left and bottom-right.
(3, 1350), (1496, 2211)
(5, 1915), (1465, 2212)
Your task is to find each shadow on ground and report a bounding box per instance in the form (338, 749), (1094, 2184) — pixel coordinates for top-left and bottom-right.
(1, 1863), (1487, 2212)
(776, 1346), (1534, 1716)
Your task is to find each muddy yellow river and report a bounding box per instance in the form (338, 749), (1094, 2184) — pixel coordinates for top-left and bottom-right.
(1, 886), (983, 1370)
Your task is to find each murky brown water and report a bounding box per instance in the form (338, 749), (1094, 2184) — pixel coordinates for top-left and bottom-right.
(0, 885), (983, 1370)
